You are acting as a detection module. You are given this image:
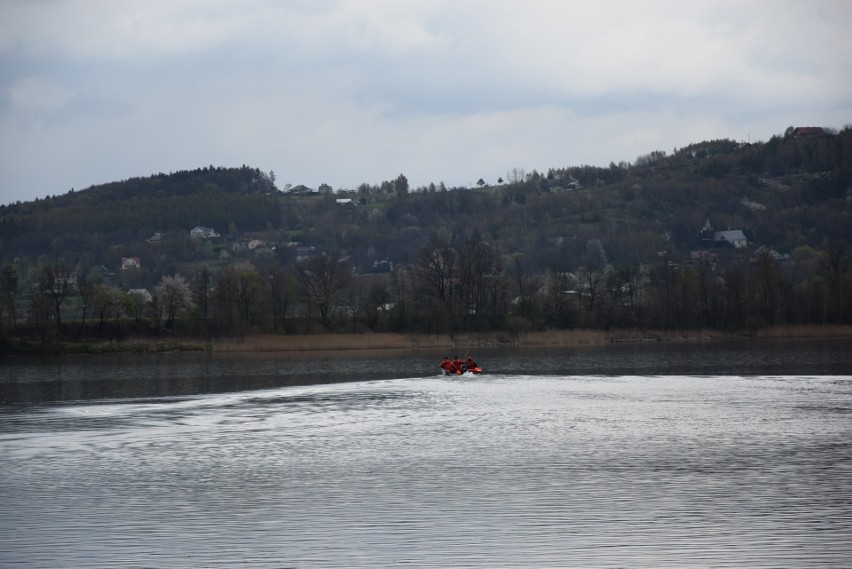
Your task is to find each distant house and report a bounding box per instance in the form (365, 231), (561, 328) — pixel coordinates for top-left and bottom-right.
(288, 185), (316, 195)
(793, 127), (825, 138)
(127, 288), (153, 303)
(121, 257), (141, 271)
(336, 198), (356, 205)
(190, 226), (219, 239)
(714, 230), (748, 249)
(147, 232), (163, 244)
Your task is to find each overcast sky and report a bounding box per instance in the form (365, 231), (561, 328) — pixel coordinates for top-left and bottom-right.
(1, 0), (851, 205)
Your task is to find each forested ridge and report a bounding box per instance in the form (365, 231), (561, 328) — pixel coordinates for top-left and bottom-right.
(1, 126), (851, 348)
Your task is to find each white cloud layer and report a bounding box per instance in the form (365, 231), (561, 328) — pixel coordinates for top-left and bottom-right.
(1, 0), (851, 203)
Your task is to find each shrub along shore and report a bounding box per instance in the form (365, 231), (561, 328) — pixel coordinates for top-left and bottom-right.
(6, 325), (849, 356)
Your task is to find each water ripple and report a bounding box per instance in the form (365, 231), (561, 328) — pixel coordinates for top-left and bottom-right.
(2, 374), (851, 568)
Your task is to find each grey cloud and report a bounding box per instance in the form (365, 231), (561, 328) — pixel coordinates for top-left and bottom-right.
(1, 0), (851, 204)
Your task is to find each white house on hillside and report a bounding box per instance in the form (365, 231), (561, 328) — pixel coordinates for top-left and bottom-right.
(714, 230), (748, 248)
(121, 257), (141, 271)
(191, 226), (219, 239)
(127, 289), (153, 303)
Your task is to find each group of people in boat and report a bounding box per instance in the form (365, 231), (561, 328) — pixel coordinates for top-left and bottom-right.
(440, 355), (481, 375)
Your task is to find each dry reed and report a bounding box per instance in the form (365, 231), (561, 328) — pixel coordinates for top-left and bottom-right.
(213, 330), (611, 353)
(516, 329), (607, 345)
(754, 324), (852, 339)
(15, 324), (847, 357)
(210, 325), (852, 354)
(212, 333), (451, 353)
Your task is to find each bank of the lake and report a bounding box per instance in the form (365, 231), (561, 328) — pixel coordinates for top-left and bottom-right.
(3, 325), (851, 356)
(210, 325), (852, 352)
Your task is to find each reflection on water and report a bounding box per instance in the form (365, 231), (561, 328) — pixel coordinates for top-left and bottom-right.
(3, 366), (852, 567)
(2, 338), (852, 405)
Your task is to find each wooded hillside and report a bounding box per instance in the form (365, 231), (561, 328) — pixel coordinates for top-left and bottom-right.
(1, 126), (850, 347)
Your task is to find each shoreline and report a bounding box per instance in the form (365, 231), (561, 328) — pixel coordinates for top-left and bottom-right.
(3, 325), (851, 356)
(212, 325), (852, 353)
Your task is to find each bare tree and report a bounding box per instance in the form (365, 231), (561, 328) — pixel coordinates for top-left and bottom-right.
(507, 167), (526, 185)
(296, 254), (353, 326)
(414, 245), (460, 333)
(37, 263), (75, 333)
(508, 253), (530, 313)
(674, 266), (700, 330)
(234, 263), (263, 327)
(546, 269), (576, 327)
(214, 265), (239, 332)
(753, 246), (781, 326)
(652, 253), (678, 329)
(1, 264), (18, 329)
(194, 265), (211, 324)
(214, 262), (264, 332)
(390, 266), (414, 330)
(28, 282), (53, 343)
(266, 264), (296, 332)
(416, 245), (458, 308)
(618, 262), (647, 326)
(818, 239), (851, 323)
(484, 256), (508, 326)
(579, 263), (603, 318)
(457, 243), (494, 319)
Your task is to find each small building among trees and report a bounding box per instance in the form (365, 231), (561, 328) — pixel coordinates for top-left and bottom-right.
(190, 226), (219, 239)
(714, 230), (748, 249)
(121, 257), (141, 271)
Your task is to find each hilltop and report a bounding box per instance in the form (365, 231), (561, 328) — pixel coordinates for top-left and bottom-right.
(2, 127), (850, 273)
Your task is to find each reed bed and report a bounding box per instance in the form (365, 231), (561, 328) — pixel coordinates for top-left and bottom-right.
(67, 339), (208, 354)
(754, 324), (852, 339)
(212, 333), (451, 353)
(515, 329), (608, 345)
(213, 330), (615, 353)
(606, 329), (739, 342)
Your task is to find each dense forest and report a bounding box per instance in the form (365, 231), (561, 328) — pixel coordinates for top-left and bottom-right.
(1, 126), (851, 349)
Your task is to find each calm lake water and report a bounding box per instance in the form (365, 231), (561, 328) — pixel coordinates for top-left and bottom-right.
(1, 339), (851, 568)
